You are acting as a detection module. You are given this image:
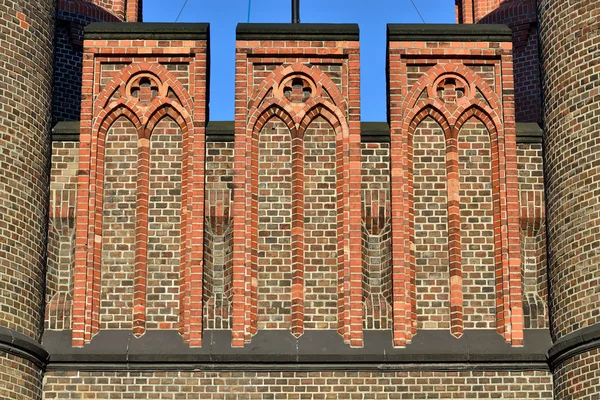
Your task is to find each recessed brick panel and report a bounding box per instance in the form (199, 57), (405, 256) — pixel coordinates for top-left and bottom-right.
(257, 119), (292, 330)
(100, 116), (137, 330)
(458, 119), (495, 329)
(147, 117), (183, 330)
(304, 117), (338, 330)
(414, 117), (450, 330)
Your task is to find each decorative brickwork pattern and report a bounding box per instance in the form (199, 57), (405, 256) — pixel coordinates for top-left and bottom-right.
(46, 142), (80, 330)
(0, 0), (54, 342)
(232, 40), (362, 347)
(517, 143), (547, 329)
(388, 40), (522, 346)
(73, 36), (208, 347)
(360, 143), (393, 330)
(204, 142), (235, 330)
(0, 354), (43, 400)
(42, 370), (554, 399)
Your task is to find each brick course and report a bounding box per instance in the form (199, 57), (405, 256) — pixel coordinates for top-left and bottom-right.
(42, 370), (553, 399)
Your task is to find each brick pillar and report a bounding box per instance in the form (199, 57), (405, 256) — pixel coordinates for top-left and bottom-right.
(0, 0), (55, 398)
(387, 24), (523, 347)
(231, 24), (363, 347)
(72, 23), (209, 347)
(539, 0), (600, 397)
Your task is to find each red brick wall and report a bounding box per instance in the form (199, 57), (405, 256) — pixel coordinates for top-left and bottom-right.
(42, 370), (554, 398)
(72, 31), (208, 347)
(387, 35), (523, 346)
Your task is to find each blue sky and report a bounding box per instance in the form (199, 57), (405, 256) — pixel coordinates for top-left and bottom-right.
(143, 0), (455, 121)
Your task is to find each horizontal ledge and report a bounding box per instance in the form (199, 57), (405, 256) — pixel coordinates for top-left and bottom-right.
(85, 22), (210, 40)
(387, 24), (512, 42)
(236, 23), (359, 41)
(547, 323), (600, 369)
(43, 329), (550, 366)
(52, 121), (541, 144)
(45, 361), (550, 373)
(0, 326), (49, 368)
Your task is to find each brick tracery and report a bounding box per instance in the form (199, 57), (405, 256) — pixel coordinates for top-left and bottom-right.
(233, 62), (361, 345)
(73, 62), (203, 346)
(391, 61), (522, 346)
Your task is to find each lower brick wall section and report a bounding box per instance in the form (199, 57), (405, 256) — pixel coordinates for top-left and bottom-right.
(554, 347), (600, 399)
(42, 370), (553, 399)
(0, 353), (43, 400)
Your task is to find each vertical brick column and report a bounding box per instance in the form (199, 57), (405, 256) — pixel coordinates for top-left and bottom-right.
(539, 0), (600, 397)
(231, 24), (363, 347)
(387, 24), (523, 347)
(0, 0), (55, 398)
(72, 23), (209, 347)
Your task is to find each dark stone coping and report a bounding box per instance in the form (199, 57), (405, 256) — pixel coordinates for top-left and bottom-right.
(236, 23), (359, 41)
(43, 329), (550, 371)
(387, 24), (512, 42)
(52, 121), (541, 144)
(52, 121), (81, 142)
(85, 22), (209, 40)
(206, 121), (235, 142)
(0, 326), (49, 368)
(516, 122), (543, 144)
(547, 323), (600, 369)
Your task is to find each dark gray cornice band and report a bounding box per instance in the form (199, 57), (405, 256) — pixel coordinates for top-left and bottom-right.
(236, 23), (359, 42)
(43, 329), (551, 370)
(547, 323), (600, 369)
(85, 22), (210, 40)
(387, 24), (512, 42)
(0, 327), (49, 368)
(46, 361), (549, 373)
(52, 121), (541, 144)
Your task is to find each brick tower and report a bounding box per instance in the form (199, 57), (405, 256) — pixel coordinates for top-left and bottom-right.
(538, 0), (600, 397)
(0, 0), (54, 399)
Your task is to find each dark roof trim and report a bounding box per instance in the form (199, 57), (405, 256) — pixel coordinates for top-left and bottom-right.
(236, 23), (359, 41)
(43, 329), (550, 367)
(46, 361), (549, 373)
(548, 323), (600, 369)
(387, 24), (512, 42)
(85, 22), (209, 40)
(51, 121), (542, 144)
(52, 121), (81, 142)
(0, 326), (49, 368)
(516, 122), (543, 144)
